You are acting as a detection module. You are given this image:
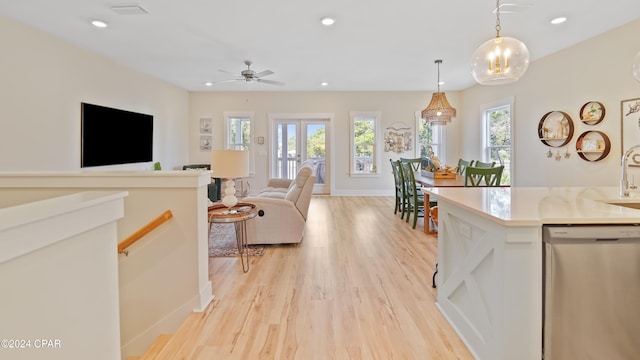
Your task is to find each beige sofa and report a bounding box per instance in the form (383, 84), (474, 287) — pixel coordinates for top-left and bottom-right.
(244, 162), (315, 244)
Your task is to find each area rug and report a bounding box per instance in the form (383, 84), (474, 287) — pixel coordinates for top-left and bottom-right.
(209, 223), (265, 257)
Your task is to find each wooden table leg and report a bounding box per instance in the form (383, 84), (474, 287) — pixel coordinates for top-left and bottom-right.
(424, 193), (437, 235)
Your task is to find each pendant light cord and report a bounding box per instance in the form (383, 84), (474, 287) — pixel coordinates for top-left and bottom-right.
(435, 59), (442, 92)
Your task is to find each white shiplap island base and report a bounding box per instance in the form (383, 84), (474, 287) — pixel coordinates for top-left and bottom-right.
(423, 186), (640, 360)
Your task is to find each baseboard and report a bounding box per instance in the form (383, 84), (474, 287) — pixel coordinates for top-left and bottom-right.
(193, 280), (213, 312)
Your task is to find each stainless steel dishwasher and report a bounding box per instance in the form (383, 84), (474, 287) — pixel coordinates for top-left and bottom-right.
(543, 225), (640, 360)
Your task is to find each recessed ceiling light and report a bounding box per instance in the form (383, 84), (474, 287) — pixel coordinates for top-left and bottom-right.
(204, 82), (213, 86)
(321, 17), (335, 26)
(438, 81), (445, 86)
(321, 82), (328, 86)
(91, 20), (108, 28)
(550, 17), (567, 25)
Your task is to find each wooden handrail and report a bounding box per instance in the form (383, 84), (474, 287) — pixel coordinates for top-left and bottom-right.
(118, 210), (173, 254)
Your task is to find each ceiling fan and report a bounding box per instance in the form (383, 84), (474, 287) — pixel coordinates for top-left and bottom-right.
(215, 60), (284, 86)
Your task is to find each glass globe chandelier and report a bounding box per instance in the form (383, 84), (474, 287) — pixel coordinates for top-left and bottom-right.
(422, 59), (456, 125)
(471, 0), (530, 85)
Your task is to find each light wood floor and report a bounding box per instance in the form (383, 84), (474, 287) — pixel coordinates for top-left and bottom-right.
(155, 196), (472, 359)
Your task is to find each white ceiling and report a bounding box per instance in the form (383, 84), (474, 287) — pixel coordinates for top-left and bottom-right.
(2, 1), (639, 92)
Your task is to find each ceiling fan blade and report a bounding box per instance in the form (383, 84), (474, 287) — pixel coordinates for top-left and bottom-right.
(211, 78), (243, 84)
(254, 70), (274, 78)
(218, 69), (239, 76)
(256, 78), (285, 86)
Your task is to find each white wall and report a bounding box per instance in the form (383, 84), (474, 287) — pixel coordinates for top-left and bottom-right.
(3, 13), (639, 191)
(460, 19), (640, 187)
(0, 15), (190, 171)
(189, 91), (462, 195)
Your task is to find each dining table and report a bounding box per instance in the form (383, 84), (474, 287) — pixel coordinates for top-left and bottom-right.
(416, 171), (509, 234)
(416, 173), (466, 234)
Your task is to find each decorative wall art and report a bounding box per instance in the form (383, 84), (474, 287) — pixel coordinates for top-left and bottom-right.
(200, 117), (212, 133)
(200, 135), (212, 151)
(384, 122), (413, 153)
(620, 97), (640, 164)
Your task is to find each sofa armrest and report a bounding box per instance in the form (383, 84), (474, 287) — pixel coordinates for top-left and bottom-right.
(266, 178), (292, 189)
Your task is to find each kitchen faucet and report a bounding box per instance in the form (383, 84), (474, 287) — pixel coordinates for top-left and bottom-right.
(620, 145), (640, 196)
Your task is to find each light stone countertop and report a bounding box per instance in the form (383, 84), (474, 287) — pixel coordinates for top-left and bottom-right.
(423, 186), (640, 226)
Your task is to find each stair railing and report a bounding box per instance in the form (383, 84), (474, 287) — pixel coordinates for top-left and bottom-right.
(118, 210), (173, 255)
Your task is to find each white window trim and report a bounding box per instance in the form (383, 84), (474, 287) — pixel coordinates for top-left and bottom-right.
(223, 111), (255, 175)
(480, 97), (515, 186)
(414, 111), (446, 162)
(349, 111), (381, 177)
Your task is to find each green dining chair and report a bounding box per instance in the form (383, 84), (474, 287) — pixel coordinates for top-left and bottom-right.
(457, 159), (474, 175)
(400, 157), (422, 172)
(464, 165), (504, 187)
(401, 161), (425, 229)
(473, 160), (496, 168)
(390, 159), (407, 218)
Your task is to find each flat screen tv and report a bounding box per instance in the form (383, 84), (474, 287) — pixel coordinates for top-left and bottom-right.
(81, 102), (153, 168)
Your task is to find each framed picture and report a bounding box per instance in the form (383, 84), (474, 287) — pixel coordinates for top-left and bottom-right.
(200, 117), (212, 133)
(621, 97), (640, 164)
(200, 135), (212, 151)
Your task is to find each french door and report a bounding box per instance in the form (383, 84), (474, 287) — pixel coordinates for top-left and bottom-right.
(271, 116), (330, 194)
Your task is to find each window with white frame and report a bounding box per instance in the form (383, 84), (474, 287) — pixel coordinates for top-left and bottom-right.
(483, 101), (512, 185)
(225, 115), (251, 150)
(416, 113), (444, 161)
(350, 111), (381, 175)
(224, 111), (255, 176)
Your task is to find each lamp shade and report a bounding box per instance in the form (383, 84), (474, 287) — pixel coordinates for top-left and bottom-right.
(211, 150), (249, 179)
(422, 92), (457, 124)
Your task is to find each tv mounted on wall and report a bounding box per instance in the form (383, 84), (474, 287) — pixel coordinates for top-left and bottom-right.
(81, 102), (153, 168)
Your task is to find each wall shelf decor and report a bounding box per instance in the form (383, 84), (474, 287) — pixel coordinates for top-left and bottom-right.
(575, 130), (610, 161)
(579, 101), (605, 125)
(538, 111), (574, 147)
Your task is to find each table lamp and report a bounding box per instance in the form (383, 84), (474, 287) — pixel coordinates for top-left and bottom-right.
(211, 150), (250, 209)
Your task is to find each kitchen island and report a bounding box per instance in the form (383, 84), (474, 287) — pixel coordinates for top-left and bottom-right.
(423, 186), (640, 360)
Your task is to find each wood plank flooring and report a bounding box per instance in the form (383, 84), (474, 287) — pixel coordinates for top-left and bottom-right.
(155, 196), (472, 359)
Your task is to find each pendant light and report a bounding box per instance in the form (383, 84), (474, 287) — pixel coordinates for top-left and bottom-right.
(633, 50), (640, 82)
(422, 59), (456, 125)
(471, 0), (530, 85)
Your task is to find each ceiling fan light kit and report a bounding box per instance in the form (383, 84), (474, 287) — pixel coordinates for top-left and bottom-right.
(471, 0), (530, 85)
(422, 60), (456, 125)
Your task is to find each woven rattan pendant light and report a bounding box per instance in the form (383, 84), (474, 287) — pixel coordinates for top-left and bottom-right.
(422, 60), (456, 125)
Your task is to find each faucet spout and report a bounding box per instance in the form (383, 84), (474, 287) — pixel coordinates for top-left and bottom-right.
(621, 145), (640, 197)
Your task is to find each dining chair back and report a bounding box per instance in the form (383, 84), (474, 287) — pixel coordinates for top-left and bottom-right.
(464, 165), (504, 187)
(400, 157), (422, 172)
(400, 161), (425, 229)
(390, 159), (407, 218)
(457, 159), (474, 175)
(473, 160), (496, 168)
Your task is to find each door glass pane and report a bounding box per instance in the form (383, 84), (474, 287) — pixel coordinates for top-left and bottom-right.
(306, 123), (326, 184)
(276, 123), (298, 179)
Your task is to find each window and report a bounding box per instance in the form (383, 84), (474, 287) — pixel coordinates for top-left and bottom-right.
(224, 111), (254, 172)
(416, 112), (445, 161)
(482, 99), (513, 185)
(350, 111), (381, 175)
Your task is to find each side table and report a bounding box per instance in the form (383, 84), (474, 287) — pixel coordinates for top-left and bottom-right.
(208, 202), (257, 272)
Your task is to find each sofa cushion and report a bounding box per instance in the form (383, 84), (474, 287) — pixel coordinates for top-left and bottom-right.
(285, 166), (313, 202)
(258, 191), (287, 199)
